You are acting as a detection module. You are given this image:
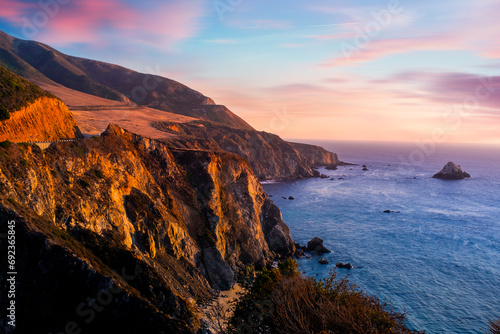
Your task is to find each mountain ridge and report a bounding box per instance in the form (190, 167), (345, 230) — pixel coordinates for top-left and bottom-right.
(0, 31), (253, 130)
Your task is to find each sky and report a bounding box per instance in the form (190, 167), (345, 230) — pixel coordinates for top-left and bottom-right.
(1, 0), (500, 144)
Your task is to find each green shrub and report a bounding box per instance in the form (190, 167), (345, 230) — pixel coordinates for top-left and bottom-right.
(0, 106), (9, 120)
(0, 65), (56, 119)
(0, 140), (11, 149)
(229, 260), (420, 334)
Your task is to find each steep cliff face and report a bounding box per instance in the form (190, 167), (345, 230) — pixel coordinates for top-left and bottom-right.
(289, 142), (340, 166)
(0, 124), (294, 333)
(0, 65), (81, 142)
(155, 120), (338, 180)
(0, 96), (81, 142)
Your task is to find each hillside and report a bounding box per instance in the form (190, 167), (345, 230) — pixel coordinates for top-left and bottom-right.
(0, 124), (294, 333)
(0, 66), (81, 141)
(0, 30), (343, 178)
(0, 31), (253, 130)
(155, 120), (340, 180)
(0, 65), (54, 119)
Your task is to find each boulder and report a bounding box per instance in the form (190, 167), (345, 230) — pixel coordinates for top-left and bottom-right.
(288, 196), (295, 200)
(362, 167), (368, 171)
(336, 262), (352, 269)
(307, 237), (331, 254)
(433, 162), (471, 180)
(320, 174), (329, 178)
(325, 164), (338, 170)
(319, 258), (329, 265)
(295, 249), (305, 258)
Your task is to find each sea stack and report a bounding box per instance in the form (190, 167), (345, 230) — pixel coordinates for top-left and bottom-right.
(432, 162), (471, 180)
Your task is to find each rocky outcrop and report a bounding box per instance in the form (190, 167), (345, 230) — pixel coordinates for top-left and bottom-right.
(155, 120), (340, 180)
(432, 162), (471, 180)
(0, 124), (295, 333)
(336, 262), (353, 269)
(0, 96), (81, 142)
(307, 237), (331, 254)
(289, 142), (340, 166)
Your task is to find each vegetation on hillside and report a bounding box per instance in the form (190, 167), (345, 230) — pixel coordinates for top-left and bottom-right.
(0, 65), (55, 120)
(228, 259), (422, 334)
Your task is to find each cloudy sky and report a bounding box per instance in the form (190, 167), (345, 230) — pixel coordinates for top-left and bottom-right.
(1, 0), (500, 144)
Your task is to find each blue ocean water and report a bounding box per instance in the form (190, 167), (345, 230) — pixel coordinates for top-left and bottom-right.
(263, 140), (500, 334)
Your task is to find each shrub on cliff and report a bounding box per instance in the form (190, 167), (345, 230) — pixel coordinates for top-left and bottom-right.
(229, 259), (421, 334)
(0, 65), (55, 120)
(489, 317), (500, 334)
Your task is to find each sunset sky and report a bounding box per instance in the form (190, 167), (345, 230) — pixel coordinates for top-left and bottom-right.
(1, 0), (500, 144)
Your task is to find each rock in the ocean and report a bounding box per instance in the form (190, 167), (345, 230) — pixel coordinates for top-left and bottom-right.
(295, 249), (305, 258)
(288, 196), (295, 200)
(336, 262), (353, 269)
(433, 162), (471, 180)
(325, 164), (338, 170)
(319, 258), (329, 265)
(362, 167), (368, 171)
(320, 174), (329, 178)
(307, 237), (331, 254)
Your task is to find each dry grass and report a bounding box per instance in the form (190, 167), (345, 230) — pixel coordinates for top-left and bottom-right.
(488, 317), (500, 334)
(229, 260), (422, 334)
(37, 82), (197, 139)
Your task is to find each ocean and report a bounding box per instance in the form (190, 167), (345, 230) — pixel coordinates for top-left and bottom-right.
(262, 140), (500, 334)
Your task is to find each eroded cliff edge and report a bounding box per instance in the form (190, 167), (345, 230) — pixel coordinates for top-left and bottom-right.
(155, 120), (341, 180)
(0, 124), (294, 333)
(0, 65), (81, 142)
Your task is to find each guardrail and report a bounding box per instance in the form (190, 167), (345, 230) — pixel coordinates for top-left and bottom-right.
(16, 139), (78, 150)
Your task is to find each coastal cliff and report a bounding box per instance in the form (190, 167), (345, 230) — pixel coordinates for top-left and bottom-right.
(0, 65), (81, 142)
(0, 96), (80, 142)
(0, 124), (294, 333)
(155, 120), (339, 180)
(289, 142), (340, 166)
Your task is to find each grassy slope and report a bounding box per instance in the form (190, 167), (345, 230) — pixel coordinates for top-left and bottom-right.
(0, 65), (55, 119)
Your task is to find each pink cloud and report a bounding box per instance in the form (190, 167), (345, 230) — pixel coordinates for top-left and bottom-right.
(0, 0), (35, 24)
(322, 35), (463, 67)
(268, 84), (331, 95)
(3, 0), (206, 47)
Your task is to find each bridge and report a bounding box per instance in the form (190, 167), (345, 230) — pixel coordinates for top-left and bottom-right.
(17, 139), (78, 150)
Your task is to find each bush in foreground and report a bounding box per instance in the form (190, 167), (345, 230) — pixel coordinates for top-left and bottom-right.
(488, 317), (500, 334)
(229, 259), (421, 334)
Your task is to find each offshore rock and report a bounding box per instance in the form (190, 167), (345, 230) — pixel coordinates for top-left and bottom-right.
(307, 237), (331, 254)
(432, 162), (471, 180)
